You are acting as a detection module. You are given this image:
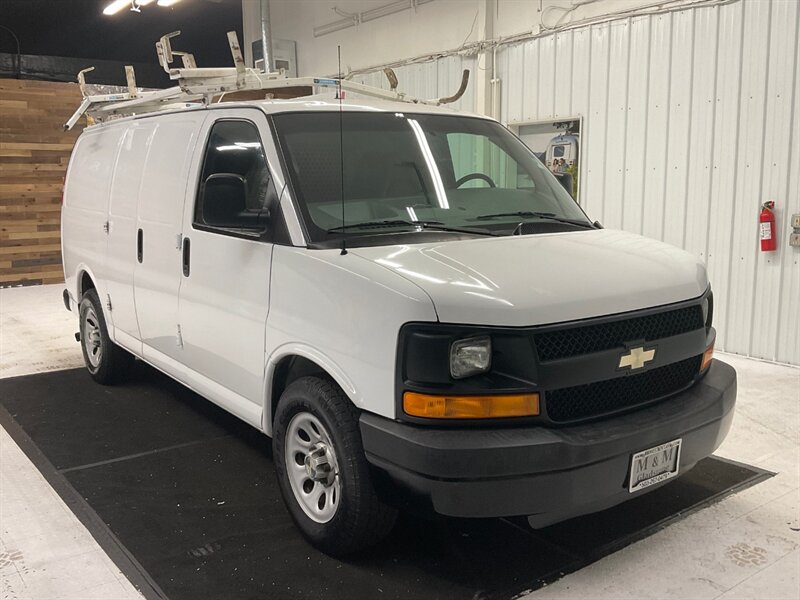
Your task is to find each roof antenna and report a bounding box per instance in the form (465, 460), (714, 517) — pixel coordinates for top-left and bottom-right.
(337, 45), (347, 256)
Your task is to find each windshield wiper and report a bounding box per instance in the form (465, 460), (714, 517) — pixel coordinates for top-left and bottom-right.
(326, 219), (496, 236)
(475, 211), (595, 229)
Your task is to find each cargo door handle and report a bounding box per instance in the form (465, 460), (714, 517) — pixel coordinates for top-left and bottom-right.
(137, 229), (143, 263)
(182, 237), (190, 277)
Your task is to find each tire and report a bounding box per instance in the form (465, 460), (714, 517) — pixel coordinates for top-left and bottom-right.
(78, 289), (132, 385)
(273, 375), (398, 556)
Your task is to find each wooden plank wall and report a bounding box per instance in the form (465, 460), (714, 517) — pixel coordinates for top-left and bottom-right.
(0, 78), (82, 287)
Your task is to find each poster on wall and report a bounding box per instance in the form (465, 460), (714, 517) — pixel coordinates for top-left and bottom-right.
(515, 119), (581, 201)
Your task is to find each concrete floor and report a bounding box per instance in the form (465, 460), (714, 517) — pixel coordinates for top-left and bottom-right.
(1, 284), (798, 600)
(0, 285), (142, 600)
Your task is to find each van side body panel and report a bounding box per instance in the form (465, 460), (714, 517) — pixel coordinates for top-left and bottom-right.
(105, 122), (159, 351)
(177, 109), (275, 416)
(62, 126), (127, 306)
(133, 114), (204, 378)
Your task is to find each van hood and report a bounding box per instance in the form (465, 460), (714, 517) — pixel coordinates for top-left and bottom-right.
(350, 229), (707, 327)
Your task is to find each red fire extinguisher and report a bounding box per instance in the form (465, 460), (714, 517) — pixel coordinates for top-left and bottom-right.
(760, 201), (777, 252)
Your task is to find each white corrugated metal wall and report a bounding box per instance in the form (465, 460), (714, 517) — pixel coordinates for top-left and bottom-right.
(350, 0), (798, 365)
(495, 0), (799, 365)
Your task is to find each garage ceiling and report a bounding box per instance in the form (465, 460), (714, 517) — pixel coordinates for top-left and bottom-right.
(1, 0), (242, 67)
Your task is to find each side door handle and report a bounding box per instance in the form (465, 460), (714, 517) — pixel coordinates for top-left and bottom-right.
(182, 237), (190, 277)
(137, 228), (143, 263)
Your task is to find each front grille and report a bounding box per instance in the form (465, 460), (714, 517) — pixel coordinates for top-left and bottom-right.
(533, 305), (704, 361)
(545, 354), (702, 423)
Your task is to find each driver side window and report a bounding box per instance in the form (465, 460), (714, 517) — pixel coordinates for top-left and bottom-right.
(447, 132), (534, 190)
(195, 120), (277, 235)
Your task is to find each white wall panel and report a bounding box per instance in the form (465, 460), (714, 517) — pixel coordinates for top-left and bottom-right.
(683, 6), (718, 262)
(756, 0), (800, 363)
(777, 70), (800, 363)
(641, 13), (673, 242)
(503, 44), (525, 123)
(603, 19), (631, 227)
(583, 24), (611, 221)
(663, 9), (695, 250)
(522, 42), (540, 121)
(706, 0), (744, 358)
(537, 34), (557, 119)
(491, 0), (799, 364)
(725, 0), (772, 357)
(621, 16), (651, 234)
(554, 30), (575, 115)
(569, 28), (592, 117)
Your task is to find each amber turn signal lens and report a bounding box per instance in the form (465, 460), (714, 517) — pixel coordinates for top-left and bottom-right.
(403, 391), (540, 419)
(701, 341), (715, 371)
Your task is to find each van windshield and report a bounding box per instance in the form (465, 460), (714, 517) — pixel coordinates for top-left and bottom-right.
(272, 111), (591, 243)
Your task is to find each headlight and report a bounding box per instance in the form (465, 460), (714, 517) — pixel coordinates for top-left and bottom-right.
(449, 336), (491, 379)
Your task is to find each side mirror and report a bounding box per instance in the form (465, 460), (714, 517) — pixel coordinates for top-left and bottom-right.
(202, 173), (269, 230)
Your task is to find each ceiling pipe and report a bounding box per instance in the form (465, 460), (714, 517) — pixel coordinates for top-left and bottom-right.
(260, 0), (274, 72)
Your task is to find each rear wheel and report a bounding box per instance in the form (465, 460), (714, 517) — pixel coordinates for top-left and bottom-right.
(273, 376), (397, 556)
(79, 289), (131, 384)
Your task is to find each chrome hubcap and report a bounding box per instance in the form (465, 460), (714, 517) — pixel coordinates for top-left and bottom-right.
(305, 444), (335, 485)
(82, 306), (103, 369)
(285, 412), (340, 523)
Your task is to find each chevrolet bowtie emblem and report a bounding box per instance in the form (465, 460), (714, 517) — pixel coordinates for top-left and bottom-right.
(618, 346), (656, 370)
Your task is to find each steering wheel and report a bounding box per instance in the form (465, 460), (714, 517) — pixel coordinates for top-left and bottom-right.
(455, 173), (496, 188)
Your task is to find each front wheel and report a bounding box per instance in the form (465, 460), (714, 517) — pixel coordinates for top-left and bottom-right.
(273, 376), (397, 556)
(78, 289), (131, 385)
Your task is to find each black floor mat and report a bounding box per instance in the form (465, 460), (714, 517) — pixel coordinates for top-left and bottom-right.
(0, 365), (771, 600)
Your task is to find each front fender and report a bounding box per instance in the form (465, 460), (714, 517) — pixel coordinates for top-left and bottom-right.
(263, 246), (438, 434)
(262, 343), (357, 436)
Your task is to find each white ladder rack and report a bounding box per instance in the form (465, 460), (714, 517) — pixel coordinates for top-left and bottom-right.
(64, 31), (469, 130)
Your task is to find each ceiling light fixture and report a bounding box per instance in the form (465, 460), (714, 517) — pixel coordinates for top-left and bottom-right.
(130, 0), (155, 11)
(103, 0), (176, 15)
(103, 0), (133, 15)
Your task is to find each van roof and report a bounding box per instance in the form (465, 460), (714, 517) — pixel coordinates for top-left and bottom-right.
(250, 94), (485, 117)
(82, 93), (492, 131)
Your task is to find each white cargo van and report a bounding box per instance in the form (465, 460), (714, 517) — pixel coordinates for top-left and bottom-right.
(62, 95), (735, 556)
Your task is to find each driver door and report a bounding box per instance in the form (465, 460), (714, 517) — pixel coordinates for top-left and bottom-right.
(176, 111), (280, 424)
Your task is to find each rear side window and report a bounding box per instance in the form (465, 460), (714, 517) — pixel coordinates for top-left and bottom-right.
(194, 120), (278, 236)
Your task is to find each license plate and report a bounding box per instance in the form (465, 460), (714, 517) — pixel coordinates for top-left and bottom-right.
(629, 439), (682, 493)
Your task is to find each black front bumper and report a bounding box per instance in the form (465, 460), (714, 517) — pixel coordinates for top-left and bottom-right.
(360, 359), (736, 527)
